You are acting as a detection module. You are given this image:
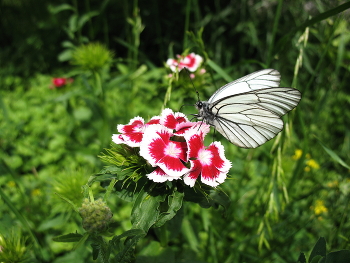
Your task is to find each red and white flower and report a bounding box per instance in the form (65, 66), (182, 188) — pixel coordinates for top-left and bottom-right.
(166, 53), (203, 72)
(112, 116), (145, 147)
(112, 116), (160, 147)
(140, 124), (189, 178)
(184, 129), (231, 187)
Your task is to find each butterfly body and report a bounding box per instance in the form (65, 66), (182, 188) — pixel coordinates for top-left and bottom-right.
(194, 69), (301, 148)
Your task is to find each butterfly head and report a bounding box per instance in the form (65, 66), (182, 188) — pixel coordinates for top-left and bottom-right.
(195, 100), (215, 124)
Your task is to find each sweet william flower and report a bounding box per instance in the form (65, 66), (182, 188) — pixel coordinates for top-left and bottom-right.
(112, 116), (160, 147)
(139, 124), (189, 178)
(184, 128), (232, 187)
(166, 53), (203, 72)
(111, 108), (231, 187)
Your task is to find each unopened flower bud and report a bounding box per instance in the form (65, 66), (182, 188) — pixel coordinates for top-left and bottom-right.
(78, 198), (113, 233)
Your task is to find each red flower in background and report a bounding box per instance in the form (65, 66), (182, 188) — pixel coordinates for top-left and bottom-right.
(50, 77), (73, 89)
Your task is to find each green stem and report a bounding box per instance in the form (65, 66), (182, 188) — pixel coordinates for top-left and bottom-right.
(94, 71), (103, 99)
(183, 0), (191, 50)
(266, 0), (283, 66)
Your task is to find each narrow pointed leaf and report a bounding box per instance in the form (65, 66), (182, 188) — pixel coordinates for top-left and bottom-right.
(309, 237), (327, 262)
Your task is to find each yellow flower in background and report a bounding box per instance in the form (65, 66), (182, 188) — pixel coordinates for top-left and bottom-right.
(306, 159), (320, 169)
(314, 200), (328, 215)
(292, 149), (303, 160)
(293, 149), (320, 172)
(7, 181), (16, 188)
(305, 159), (320, 171)
(327, 180), (339, 188)
(31, 189), (42, 197)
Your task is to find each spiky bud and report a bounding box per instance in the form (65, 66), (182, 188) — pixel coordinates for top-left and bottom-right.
(78, 198), (113, 233)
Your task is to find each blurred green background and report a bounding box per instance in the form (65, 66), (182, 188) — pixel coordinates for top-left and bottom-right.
(0, 0), (350, 262)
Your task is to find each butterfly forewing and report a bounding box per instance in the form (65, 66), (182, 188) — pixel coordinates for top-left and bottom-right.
(196, 69), (302, 148)
(208, 69), (281, 103)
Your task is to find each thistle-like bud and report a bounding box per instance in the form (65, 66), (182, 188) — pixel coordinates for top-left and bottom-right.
(78, 198), (113, 233)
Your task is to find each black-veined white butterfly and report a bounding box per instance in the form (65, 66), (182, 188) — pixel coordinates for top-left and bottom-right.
(194, 69), (301, 148)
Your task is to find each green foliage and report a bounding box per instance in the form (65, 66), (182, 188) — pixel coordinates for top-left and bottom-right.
(0, 229), (31, 263)
(1, 0), (350, 262)
(297, 237), (350, 263)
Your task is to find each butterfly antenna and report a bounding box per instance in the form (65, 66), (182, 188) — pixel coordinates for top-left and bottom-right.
(184, 67), (201, 102)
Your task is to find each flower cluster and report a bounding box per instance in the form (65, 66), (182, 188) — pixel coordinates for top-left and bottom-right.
(112, 109), (231, 187)
(292, 149), (320, 172)
(50, 77), (73, 89)
(166, 53), (203, 73)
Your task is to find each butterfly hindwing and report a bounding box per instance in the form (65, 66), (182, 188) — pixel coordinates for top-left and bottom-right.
(211, 104), (284, 148)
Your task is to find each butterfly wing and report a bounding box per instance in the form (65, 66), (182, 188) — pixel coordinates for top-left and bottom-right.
(210, 87), (301, 148)
(208, 69), (281, 103)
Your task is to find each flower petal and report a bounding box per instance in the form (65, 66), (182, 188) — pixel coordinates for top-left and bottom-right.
(147, 167), (182, 183)
(113, 116), (146, 147)
(179, 53), (203, 72)
(160, 108), (188, 130)
(117, 116), (145, 134)
(199, 142), (231, 187)
(183, 160), (201, 187)
(208, 142), (232, 172)
(166, 58), (179, 72)
(140, 124), (189, 177)
(147, 116), (161, 125)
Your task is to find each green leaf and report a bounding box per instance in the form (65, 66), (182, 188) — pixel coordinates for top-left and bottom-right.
(111, 177), (148, 202)
(135, 241), (175, 263)
(309, 237), (327, 262)
(78, 11), (100, 29)
(297, 252), (306, 263)
(111, 229), (146, 244)
(72, 232), (92, 250)
(97, 165), (122, 175)
(206, 60), (233, 82)
(58, 49), (74, 62)
(131, 189), (166, 233)
(325, 250), (350, 263)
(318, 141), (350, 169)
(111, 229), (146, 262)
(69, 14), (78, 32)
(90, 236), (109, 261)
(53, 233), (84, 243)
(310, 255), (323, 263)
(154, 190), (184, 228)
(54, 192), (79, 212)
(48, 4), (75, 14)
